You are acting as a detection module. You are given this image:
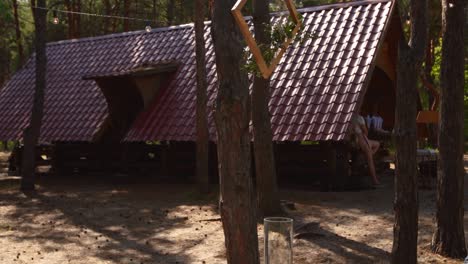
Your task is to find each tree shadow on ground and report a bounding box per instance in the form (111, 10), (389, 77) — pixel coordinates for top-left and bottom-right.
(0, 176), (221, 264)
(294, 224), (390, 263)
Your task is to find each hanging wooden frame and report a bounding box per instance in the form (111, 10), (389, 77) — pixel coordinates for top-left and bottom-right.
(231, 0), (302, 79)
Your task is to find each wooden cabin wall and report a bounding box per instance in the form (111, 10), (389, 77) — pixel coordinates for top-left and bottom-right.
(274, 143), (328, 184)
(132, 74), (172, 109)
(360, 12), (399, 130)
(12, 141), (332, 186)
(97, 77), (144, 142)
(360, 67), (396, 130)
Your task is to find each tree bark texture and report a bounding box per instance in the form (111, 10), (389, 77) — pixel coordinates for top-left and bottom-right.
(431, 0), (466, 258)
(12, 0), (24, 65)
(392, 0), (428, 263)
(392, 43), (420, 264)
(194, 0), (210, 192)
(211, 0), (260, 263)
(21, 0), (47, 191)
(252, 0), (281, 217)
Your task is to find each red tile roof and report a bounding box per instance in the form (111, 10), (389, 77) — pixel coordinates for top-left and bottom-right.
(0, 0), (394, 143)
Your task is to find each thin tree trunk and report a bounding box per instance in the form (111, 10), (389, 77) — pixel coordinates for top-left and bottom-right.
(423, 39), (438, 146)
(21, 0), (47, 191)
(252, 0), (281, 218)
(65, 0), (75, 39)
(431, 0), (467, 258)
(111, 0), (119, 32)
(104, 0), (111, 33)
(392, 0), (428, 263)
(75, 0), (81, 38)
(194, 0), (210, 192)
(123, 0), (130, 31)
(152, 0), (159, 26)
(0, 45), (11, 88)
(12, 0), (24, 65)
(211, 0), (260, 263)
(167, 0), (175, 26)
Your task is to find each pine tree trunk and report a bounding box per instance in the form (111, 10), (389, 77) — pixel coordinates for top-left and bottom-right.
(167, 0), (175, 26)
(423, 40), (438, 146)
(252, 0), (281, 218)
(65, 0), (75, 39)
(152, 0), (159, 26)
(75, 0), (81, 38)
(123, 0), (130, 31)
(392, 42), (419, 264)
(104, 0), (111, 33)
(392, 0), (428, 263)
(0, 45), (10, 88)
(194, 0), (210, 192)
(431, 0), (467, 258)
(21, 0), (47, 191)
(12, 0), (24, 65)
(111, 0), (118, 32)
(211, 0), (259, 263)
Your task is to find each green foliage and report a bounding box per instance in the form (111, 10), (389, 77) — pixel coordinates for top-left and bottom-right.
(430, 39), (442, 87)
(296, 0), (336, 8)
(145, 140), (162, 145)
(429, 38), (468, 141)
(242, 14), (315, 77)
(0, 1), (14, 23)
(0, 141), (18, 151)
(300, 141), (319, 145)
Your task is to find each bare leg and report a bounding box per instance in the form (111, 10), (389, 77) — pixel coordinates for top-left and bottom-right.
(369, 139), (380, 154)
(357, 134), (379, 185)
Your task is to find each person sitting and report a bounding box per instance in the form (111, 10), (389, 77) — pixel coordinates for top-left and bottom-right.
(351, 113), (381, 186)
(368, 105), (390, 134)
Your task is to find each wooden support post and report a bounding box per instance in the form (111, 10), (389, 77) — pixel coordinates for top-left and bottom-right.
(160, 144), (169, 177)
(323, 142), (350, 191)
(208, 142), (218, 184)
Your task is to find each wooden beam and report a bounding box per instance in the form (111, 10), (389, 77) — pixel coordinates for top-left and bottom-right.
(231, 0), (302, 79)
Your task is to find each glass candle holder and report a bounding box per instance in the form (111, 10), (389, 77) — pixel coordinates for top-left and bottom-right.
(264, 217), (293, 264)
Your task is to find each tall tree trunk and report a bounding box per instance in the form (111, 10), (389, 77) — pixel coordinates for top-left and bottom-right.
(423, 39), (438, 146)
(74, 0), (81, 38)
(104, 0), (111, 33)
(152, 0), (159, 25)
(123, 0), (130, 31)
(12, 0), (24, 66)
(194, 0), (210, 192)
(211, 0), (259, 263)
(111, 0), (119, 32)
(21, 0), (47, 191)
(65, 0), (75, 38)
(252, 0), (281, 218)
(431, 0), (467, 258)
(167, 0), (175, 25)
(392, 0), (428, 263)
(0, 45), (11, 88)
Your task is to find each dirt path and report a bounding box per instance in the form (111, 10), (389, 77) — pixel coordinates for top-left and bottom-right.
(0, 155), (467, 263)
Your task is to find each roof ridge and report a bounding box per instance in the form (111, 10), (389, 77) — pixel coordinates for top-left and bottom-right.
(47, 23), (195, 47)
(297, 0), (392, 14)
(47, 0), (392, 47)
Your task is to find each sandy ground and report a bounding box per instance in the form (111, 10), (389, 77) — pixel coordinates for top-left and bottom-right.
(0, 152), (467, 264)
